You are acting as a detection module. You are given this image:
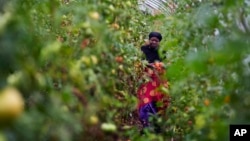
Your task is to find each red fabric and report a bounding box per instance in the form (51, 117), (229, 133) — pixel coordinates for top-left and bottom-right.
(137, 66), (170, 113)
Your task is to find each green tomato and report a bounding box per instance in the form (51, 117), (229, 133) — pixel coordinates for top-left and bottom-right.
(101, 123), (117, 132)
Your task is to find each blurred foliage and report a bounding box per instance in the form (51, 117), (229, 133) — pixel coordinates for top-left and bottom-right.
(0, 0), (250, 141)
(161, 0), (250, 140)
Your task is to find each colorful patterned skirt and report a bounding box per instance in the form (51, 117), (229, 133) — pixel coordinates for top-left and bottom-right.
(137, 64), (170, 130)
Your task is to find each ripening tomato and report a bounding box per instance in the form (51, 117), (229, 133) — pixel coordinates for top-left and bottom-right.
(224, 95), (230, 103)
(188, 120), (193, 125)
(115, 56), (123, 63)
(111, 23), (120, 29)
(0, 87), (24, 125)
(204, 98), (210, 106)
(89, 11), (100, 20)
(89, 115), (99, 125)
(154, 61), (164, 68)
(81, 38), (90, 49)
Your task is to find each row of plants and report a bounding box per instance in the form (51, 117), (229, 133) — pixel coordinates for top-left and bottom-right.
(161, 0), (250, 140)
(0, 0), (151, 140)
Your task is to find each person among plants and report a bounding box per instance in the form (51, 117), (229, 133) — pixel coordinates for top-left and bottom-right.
(137, 31), (170, 134)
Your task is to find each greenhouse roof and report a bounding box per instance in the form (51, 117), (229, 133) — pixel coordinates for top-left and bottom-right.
(138, 0), (176, 16)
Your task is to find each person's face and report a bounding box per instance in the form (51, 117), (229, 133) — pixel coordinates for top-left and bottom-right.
(149, 37), (160, 48)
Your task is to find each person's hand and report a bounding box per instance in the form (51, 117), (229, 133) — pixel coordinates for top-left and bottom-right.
(144, 39), (150, 45)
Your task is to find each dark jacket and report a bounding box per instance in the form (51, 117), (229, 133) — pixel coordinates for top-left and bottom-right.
(141, 45), (161, 63)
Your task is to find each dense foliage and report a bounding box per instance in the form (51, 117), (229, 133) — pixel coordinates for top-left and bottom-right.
(0, 0), (250, 141)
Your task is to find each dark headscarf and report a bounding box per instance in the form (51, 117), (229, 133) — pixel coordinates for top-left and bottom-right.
(149, 32), (162, 41)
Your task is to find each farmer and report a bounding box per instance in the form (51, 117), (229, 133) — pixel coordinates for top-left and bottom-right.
(137, 31), (170, 134)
